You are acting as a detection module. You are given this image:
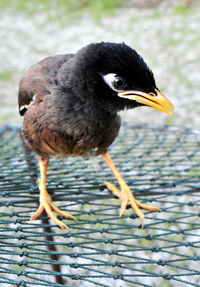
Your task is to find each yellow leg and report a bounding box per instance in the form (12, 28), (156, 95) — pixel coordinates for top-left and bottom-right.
(101, 152), (160, 226)
(30, 158), (76, 229)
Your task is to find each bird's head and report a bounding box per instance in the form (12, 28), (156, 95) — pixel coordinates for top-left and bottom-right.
(67, 42), (174, 114)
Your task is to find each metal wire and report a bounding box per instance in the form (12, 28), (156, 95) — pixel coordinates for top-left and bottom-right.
(0, 123), (200, 287)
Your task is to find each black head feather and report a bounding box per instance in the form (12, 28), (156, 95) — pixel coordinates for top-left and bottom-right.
(58, 42), (156, 112)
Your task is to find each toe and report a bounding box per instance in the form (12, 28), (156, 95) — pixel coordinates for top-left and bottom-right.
(30, 204), (44, 221)
(135, 200), (161, 212)
(102, 181), (121, 198)
(119, 199), (128, 216)
(51, 203), (77, 221)
(44, 202), (70, 229)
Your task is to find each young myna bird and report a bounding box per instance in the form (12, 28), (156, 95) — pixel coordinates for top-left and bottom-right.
(18, 42), (174, 228)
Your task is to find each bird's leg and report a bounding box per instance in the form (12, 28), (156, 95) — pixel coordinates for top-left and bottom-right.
(31, 157), (76, 229)
(101, 152), (160, 226)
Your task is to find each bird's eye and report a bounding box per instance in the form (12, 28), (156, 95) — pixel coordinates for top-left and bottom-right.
(113, 77), (126, 90)
(102, 73), (127, 92)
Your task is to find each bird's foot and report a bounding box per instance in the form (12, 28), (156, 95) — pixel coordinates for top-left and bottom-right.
(102, 181), (160, 227)
(31, 180), (76, 229)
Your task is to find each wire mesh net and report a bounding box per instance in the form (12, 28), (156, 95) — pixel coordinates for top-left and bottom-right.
(0, 123), (200, 287)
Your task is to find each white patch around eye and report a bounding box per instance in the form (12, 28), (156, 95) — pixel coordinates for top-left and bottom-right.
(19, 94), (36, 116)
(19, 105), (29, 116)
(102, 73), (119, 92)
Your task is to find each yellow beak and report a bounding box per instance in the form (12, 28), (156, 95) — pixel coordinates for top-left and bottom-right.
(118, 89), (174, 115)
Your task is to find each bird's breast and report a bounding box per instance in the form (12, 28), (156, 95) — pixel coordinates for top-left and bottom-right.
(65, 114), (121, 157)
(22, 93), (121, 159)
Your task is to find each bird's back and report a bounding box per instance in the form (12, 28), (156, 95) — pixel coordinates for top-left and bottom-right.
(18, 54), (74, 115)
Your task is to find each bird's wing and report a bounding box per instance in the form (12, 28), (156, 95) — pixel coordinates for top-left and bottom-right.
(18, 54), (74, 116)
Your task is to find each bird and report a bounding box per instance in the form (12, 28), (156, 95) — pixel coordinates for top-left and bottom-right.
(18, 42), (174, 229)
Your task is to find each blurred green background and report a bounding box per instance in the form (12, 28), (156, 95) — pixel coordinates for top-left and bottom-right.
(0, 0), (199, 127)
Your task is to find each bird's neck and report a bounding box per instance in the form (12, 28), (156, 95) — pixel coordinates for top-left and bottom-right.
(78, 96), (117, 124)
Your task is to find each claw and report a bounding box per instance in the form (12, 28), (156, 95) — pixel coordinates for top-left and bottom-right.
(103, 181), (159, 227)
(31, 158), (76, 229)
(30, 196), (75, 229)
(101, 152), (160, 227)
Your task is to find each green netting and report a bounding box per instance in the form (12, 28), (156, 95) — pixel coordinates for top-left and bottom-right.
(0, 123), (200, 287)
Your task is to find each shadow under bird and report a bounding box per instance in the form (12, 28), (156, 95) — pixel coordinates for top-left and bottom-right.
(18, 42), (174, 228)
